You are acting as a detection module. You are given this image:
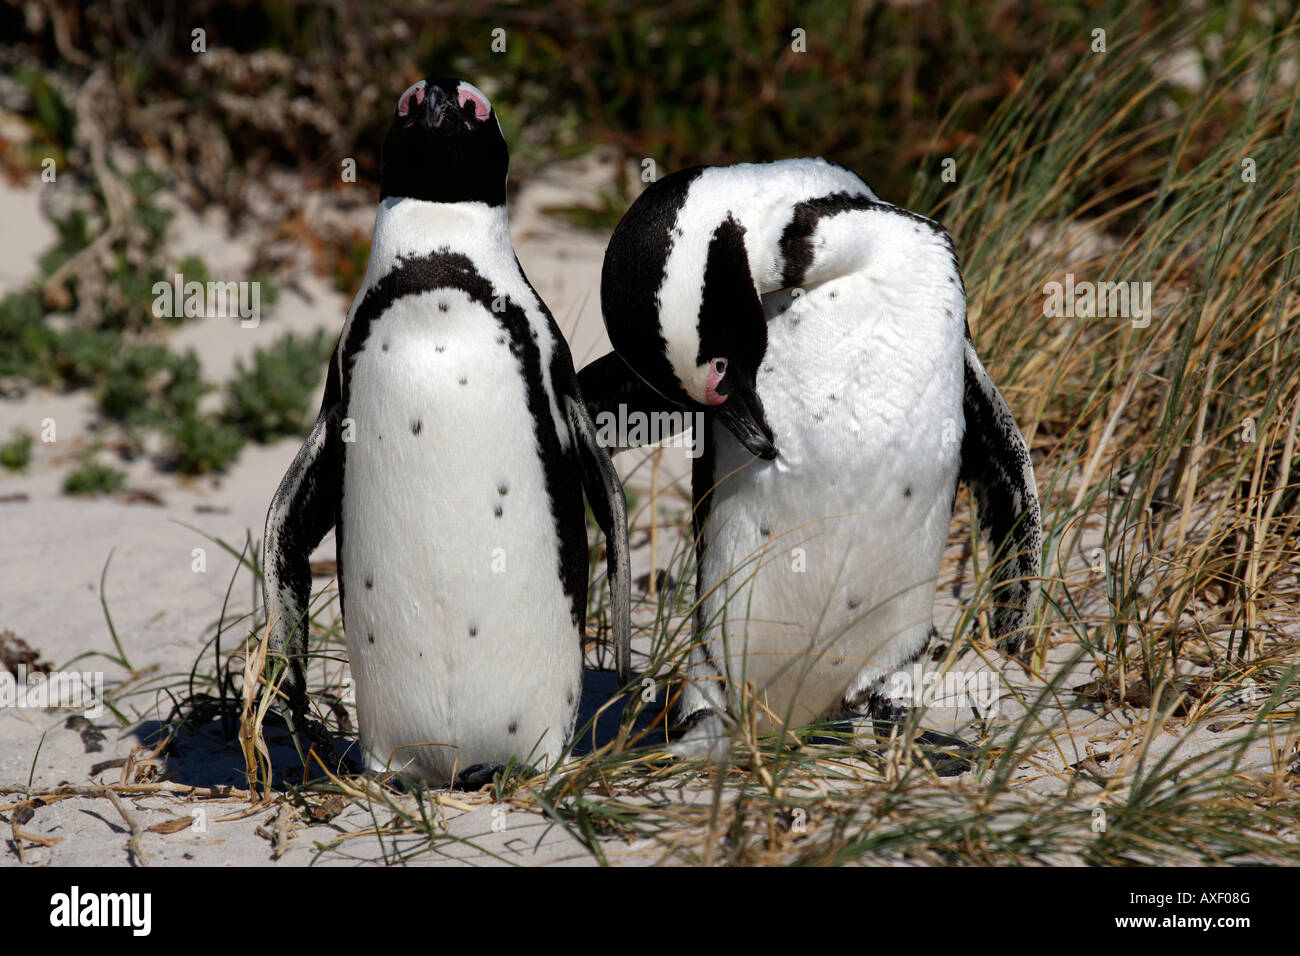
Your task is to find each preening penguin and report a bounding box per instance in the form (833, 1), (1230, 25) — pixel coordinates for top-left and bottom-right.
(580, 158), (1039, 765)
(262, 78), (630, 786)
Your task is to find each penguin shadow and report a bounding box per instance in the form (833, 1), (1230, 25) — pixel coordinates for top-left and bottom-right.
(126, 665), (662, 792)
(569, 666), (667, 757)
(128, 713), (359, 791)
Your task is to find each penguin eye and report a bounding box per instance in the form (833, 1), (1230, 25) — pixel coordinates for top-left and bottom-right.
(712, 359), (728, 377)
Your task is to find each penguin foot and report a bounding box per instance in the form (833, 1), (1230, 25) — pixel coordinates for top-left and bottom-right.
(910, 729), (976, 778)
(868, 700), (975, 777)
(453, 762), (535, 791)
(668, 712), (729, 762)
(358, 769), (409, 793)
(283, 699), (353, 779)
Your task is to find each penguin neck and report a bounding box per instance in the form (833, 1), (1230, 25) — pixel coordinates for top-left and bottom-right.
(368, 196), (512, 275)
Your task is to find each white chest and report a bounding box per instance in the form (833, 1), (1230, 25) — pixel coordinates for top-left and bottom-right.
(697, 273), (965, 721)
(337, 290), (582, 780)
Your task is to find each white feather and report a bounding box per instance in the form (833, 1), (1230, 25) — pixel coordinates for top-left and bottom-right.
(669, 161), (968, 728)
(339, 197), (581, 782)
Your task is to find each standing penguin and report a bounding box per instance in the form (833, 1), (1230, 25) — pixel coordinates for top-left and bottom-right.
(263, 78), (630, 786)
(580, 158), (1039, 765)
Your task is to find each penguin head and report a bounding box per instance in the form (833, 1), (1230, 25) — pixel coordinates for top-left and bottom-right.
(664, 310), (777, 461)
(601, 282), (778, 461)
(380, 78), (507, 206)
(602, 198), (778, 460)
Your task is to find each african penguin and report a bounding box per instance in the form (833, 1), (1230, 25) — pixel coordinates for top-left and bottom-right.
(580, 158), (1040, 764)
(262, 77), (630, 786)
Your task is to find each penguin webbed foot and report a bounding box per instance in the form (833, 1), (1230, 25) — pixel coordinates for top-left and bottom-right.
(453, 761), (536, 791)
(351, 768), (410, 794)
(279, 689), (354, 780)
(866, 697), (975, 778)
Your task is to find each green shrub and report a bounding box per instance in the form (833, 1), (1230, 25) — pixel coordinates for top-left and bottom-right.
(63, 462), (126, 496)
(224, 329), (333, 443)
(0, 431), (33, 472)
(167, 414), (246, 475)
(0, 291), (55, 379)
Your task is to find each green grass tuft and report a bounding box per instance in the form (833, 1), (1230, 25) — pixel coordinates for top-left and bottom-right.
(0, 431), (33, 472)
(62, 462), (127, 496)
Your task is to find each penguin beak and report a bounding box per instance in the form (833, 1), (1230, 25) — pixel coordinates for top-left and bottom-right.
(712, 378), (777, 459)
(422, 86), (453, 129)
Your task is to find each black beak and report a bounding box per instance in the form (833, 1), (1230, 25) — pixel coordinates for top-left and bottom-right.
(422, 86), (453, 129)
(712, 378), (777, 459)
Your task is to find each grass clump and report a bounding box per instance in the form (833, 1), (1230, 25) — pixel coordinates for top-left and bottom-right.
(0, 431), (33, 472)
(167, 415), (247, 476)
(224, 329), (335, 444)
(62, 462), (126, 496)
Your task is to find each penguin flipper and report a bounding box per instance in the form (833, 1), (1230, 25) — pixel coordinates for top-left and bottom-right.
(577, 350), (691, 452)
(959, 339), (1042, 658)
(561, 381), (633, 685)
(261, 351), (343, 723)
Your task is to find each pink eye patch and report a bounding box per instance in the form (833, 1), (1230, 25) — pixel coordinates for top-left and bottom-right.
(457, 83), (491, 121)
(704, 359), (728, 405)
(397, 81), (426, 117)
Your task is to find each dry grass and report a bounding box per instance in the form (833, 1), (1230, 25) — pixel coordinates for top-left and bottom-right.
(26, 4), (1298, 866)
